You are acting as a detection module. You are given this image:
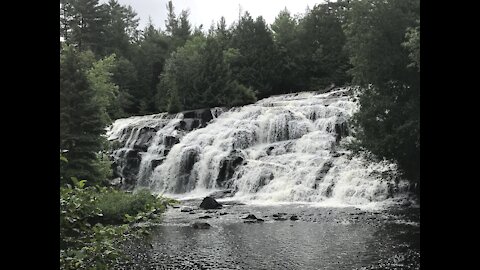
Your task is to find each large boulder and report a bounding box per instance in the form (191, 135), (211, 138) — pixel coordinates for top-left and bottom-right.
(199, 196), (223, 209)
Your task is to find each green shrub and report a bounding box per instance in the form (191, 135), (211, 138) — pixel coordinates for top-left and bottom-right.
(93, 188), (158, 224)
(60, 181), (176, 269)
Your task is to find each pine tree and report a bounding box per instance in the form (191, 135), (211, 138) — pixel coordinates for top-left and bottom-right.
(271, 8), (304, 93)
(299, 2), (351, 90)
(103, 0), (139, 58)
(66, 0), (109, 55)
(230, 13), (280, 98)
(60, 45), (107, 184)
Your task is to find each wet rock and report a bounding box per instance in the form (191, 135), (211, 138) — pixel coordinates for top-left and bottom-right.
(164, 136), (179, 148)
(219, 212), (228, 216)
(199, 196), (223, 209)
(179, 148), (199, 175)
(243, 214), (257, 220)
(192, 222), (211, 229)
(334, 121), (349, 143)
(313, 160), (333, 189)
(244, 218), (264, 223)
(132, 126), (158, 152)
(181, 109), (214, 130)
(209, 189), (234, 199)
(151, 158), (164, 169)
(198, 215), (212, 219)
(290, 215), (299, 221)
(401, 201), (412, 207)
(216, 150), (245, 187)
(274, 217), (287, 221)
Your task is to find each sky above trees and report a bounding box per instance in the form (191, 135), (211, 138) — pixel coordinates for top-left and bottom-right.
(99, 0), (324, 30)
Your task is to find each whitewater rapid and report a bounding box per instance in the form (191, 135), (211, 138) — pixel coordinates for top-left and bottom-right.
(107, 87), (412, 207)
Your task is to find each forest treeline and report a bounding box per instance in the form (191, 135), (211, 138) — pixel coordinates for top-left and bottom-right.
(60, 0), (419, 185)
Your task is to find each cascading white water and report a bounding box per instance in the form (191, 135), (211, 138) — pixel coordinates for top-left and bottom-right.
(108, 87), (411, 206)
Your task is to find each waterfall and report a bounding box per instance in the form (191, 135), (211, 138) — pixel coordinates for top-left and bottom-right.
(107, 87), (411, 206)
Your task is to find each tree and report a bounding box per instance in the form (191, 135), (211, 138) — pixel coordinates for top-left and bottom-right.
(85, 53), (119, 124)
(64, 0), (109, 55)
(164, 1), (192, 50)
(132, 21), (170, 114)
(111, 56), (138, 116)
(215, 16), (231, 50)
(60, 45), (108, 184)
(230, 12), (280, 98)
(160, 35), (206, 111)
(345, 0), (420, 184)
(298, 2), (351, 90)
(176, 10), (192, 46)
(200, 35), (256, 107)
(159, 33), (256, 112)
(271, 8), (304, 93)
(60, 0), (75, 43)
(102, 0), (140, 58)
(165, 0), (177, 36)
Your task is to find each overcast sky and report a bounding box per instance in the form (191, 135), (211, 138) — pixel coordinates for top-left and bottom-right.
(100, 0), (325, 30)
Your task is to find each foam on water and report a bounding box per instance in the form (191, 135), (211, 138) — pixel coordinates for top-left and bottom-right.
(108, 87), (412, 208)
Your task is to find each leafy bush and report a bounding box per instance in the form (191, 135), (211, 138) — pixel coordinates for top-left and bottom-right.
(93, 188), (168, 224)
(60, 180), (176, 269)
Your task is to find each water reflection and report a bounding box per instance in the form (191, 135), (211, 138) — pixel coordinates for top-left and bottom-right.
(122, 219), (419, 269)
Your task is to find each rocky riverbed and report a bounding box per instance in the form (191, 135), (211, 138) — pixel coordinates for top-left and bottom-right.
(117, 197), (420, 270)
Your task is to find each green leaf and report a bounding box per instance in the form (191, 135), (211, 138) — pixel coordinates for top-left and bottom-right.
(60, 155), (68, 163)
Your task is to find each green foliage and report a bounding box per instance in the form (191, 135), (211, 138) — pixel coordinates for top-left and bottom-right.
(131, 23), (171, 114)
(403, 22), (420, 71)
(86, 53), (119, 124)
(94, 152), (113, 184)
(160, 33), (256, 112)
(271, 8), (305, 93)
(229, 82), (257, 107)
(345, 0), (420, 183)
(61, 0), (109, 55)
(298, 2), (351, 90)
(345, 0), (419, 86)
(103, 0), (140, 58)
(60, 184), (124, 269)
(352, 83), (419, 182)
(161, 35), (206, 110)
(93, 188), (160, 224)
(230, 13), (280, 98)
(60, 45), (107, 185)
(60, 178), (176, 269)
